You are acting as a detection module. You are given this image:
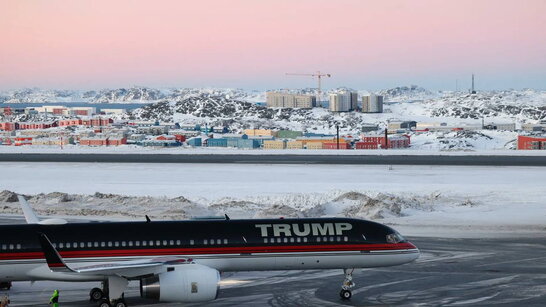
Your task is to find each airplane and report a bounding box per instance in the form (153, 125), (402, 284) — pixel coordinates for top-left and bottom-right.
(0, 195), (419, 307)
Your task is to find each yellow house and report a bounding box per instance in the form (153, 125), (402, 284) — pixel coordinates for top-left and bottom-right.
(286, 141), (304, 149)
(306, 142), (324, 150)
(263, 140), (287, 149)
(244, 129), (277, 137)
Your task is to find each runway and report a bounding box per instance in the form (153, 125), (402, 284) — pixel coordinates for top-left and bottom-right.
(1, 153), (546, 166)
(1, 216), (545, 306)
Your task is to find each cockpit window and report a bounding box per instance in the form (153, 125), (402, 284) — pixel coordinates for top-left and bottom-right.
(386, 232), (406, 244)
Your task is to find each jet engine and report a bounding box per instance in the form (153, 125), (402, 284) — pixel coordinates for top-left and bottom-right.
(140, 263), (220, 302)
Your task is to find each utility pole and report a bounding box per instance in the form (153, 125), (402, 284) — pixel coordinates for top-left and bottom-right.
(384, 128), (388, 150)
(336, 124), (340, 150)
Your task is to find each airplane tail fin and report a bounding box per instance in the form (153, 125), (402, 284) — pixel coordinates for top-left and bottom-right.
(37, 233), (74, 273)
(17, 195), (40, 224)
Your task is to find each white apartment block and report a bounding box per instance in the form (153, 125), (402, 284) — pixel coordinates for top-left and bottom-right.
(362, 95), (384, 113)
(266, 92), (316, 108)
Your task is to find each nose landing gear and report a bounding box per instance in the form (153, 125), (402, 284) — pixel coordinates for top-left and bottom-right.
(339, 268), (355, 300)
(89, 279), (128, 307)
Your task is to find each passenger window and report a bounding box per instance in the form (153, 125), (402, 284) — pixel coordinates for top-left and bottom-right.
(303, 237), (307, 242)
(217, 239), (222, 244)
(290, 238), (294, 243)
(52, 243), (57, 248)
(276, 238), (281, 243)
(337, 237), (341, 242)
(101, 242), (106, 247)
(87, 242), (92, 247)
(66, 243), (71, 248)
(142, 241), (147, 246)
(316, 237), (321, 242)
(330, 237), (334, 242)
(156, 240), (160, 246)
(203, 240), (208, 245)
(1, 244), (5, 250)
(169, 240), (174, 245)
(107, 242), (112, 247)
(190, 240), (194, 245)
(296, 237), (301, 243)
(224, 239), (228, 244)
(115, 242), (119, 247)
(80, 242), (85, 248)
(283, 238), (288, 243)
(128, 241), (133, 247)
(94, 242), (99, 247)
(323, 237), (327, 242)
(9, 244), (14, 250)
(343, 236), (348, 242)
(210, 239), (215, 245)
(121, 241), (126, 247)
(163, 240), (167, 246)
(16, 244), (21, 249)
(149, 241), (154, 246)
(59, 243), (64, 248)
(176, 240), (181, 245)
(264, 238), (268, 243)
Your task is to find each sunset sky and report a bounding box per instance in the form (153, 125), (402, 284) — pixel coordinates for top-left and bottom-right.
(1, 0), (545, 90)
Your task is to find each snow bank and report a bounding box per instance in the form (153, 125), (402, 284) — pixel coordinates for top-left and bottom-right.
(1, 163), (544, 237)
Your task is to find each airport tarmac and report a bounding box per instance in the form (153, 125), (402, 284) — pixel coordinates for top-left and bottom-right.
(1, 216), (545, 306)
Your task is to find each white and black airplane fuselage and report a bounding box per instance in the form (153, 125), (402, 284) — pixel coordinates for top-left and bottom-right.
(0, 198), (419, 306)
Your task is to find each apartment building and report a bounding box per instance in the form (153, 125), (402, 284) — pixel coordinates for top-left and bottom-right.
(266, 92), (316, 108)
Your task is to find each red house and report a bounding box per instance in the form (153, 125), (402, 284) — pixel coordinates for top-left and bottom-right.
(80, 137), (108, 146)
(171, 134), (186, 142)
(322, 142), (350, 149)
(0, 122), (16, 131)
(82, 118), (113, 127)
(58, 119), (83, 127)
(107, 137), (127, 146)
(14, 137), (33, 146)
(356, 135), (411, 149)
(517, 135), (546, 150)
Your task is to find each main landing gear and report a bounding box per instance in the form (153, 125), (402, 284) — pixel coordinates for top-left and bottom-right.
(339, 268), (355, 300)
(89, 278), (128, 307)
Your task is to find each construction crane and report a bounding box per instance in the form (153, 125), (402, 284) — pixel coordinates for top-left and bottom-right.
(286, 71), (331, 105)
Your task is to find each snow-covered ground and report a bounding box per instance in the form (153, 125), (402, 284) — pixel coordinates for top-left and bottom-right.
(0, 162), (544, 238)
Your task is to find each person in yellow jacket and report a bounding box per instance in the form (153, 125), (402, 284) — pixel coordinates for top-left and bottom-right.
(49, 290), (59, 307)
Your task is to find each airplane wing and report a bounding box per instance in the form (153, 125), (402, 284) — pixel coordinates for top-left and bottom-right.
(38, 233), (192, 278)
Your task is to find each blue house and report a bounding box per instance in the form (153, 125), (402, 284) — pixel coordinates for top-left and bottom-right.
(237, 139), (260, 149)
(207, 138), (228, 147)
(187, 137), (202, 147)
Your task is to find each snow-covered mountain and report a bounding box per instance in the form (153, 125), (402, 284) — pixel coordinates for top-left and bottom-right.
(376, 85), (436, 102)
(425, 90), (546, 122)
(0, 87), (264, 104)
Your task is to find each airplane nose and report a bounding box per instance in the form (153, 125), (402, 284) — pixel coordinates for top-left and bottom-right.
(408, 241), (420, 260)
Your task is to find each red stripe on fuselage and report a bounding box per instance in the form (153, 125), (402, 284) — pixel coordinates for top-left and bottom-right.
(0, 242), (416, 261)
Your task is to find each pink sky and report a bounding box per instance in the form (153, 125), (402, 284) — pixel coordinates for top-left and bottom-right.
(1, 0), (545, 90)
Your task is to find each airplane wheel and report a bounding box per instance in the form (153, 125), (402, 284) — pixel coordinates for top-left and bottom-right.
(340, 289), (352, 300)
(113, 299), (127, 307)
(98, 298), (111, 307)
(90, 287), (104, 301)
